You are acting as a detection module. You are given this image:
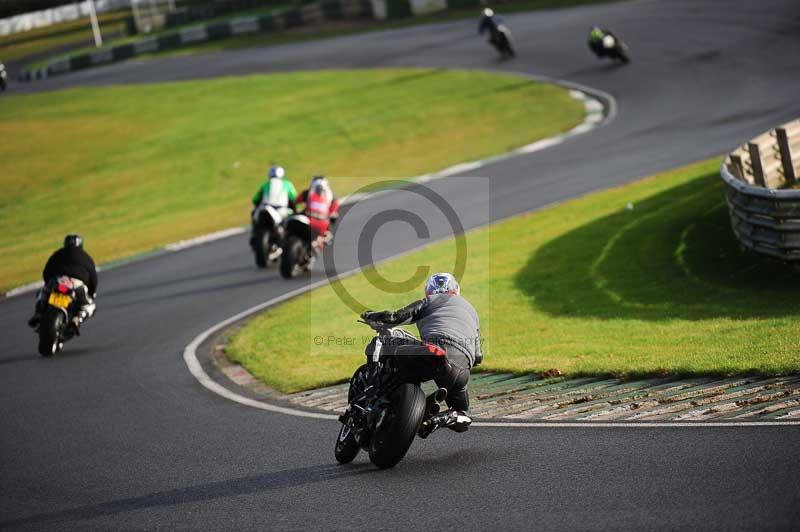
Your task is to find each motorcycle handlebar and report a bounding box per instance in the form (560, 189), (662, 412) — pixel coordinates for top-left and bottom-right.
(357, 319), (391, 333)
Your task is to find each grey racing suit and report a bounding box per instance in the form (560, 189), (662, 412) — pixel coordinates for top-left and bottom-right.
(366, 294), (482, 411)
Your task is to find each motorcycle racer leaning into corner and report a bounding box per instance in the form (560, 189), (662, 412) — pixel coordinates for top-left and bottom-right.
(361, 273), (481, 434)
(28, 234), (98, 333)
(588, 26), (617, 56)
(296, 175), (340, 247)
(478, 8), (514, 56)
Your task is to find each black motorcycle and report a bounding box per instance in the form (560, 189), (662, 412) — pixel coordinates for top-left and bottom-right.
(279, 214), (319, 278)
(334, 318), (458, 469)
(589, 32), (630, 63)
(480, 10), (515, 59)
(250, 204), (286, 268)
(490, 26), (515, 58)
(36, 276), (81, 356)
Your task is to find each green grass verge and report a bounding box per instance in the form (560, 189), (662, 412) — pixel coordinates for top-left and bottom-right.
(24, 0), (621, 70)
(0, 68), (584, 292)
(226, 158), (800, 393)
(0, 11), (130, 63)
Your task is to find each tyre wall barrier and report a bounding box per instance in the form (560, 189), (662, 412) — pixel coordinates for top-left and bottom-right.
(18, 0), (373, 82)
(0, 0), (129, 37)
(721, 119), (800, 262)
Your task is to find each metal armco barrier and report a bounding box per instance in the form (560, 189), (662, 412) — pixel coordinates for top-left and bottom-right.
(721, 119), (800, 261)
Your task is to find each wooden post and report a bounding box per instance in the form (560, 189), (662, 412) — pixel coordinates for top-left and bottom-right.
(729, 154), (745, 181)
(775, 127), (797, 185)
(747, 142), (766, 187)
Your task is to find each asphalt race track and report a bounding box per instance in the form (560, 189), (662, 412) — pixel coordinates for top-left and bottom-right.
(2, 1), (800, 530)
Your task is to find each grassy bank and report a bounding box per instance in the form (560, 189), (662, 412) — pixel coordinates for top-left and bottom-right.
(0, 68), (584, 291)
(227, 158), (800, 393)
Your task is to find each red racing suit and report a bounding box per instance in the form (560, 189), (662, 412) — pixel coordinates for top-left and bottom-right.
(297, 188), (340, 236)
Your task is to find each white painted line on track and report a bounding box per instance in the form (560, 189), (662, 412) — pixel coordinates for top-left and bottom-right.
(183, 275), (800, 428)
(183, 279), (339, 420)
(473, 421), (800, 428)
(516, 137), (564, 154)
(4, 280), (45, 298)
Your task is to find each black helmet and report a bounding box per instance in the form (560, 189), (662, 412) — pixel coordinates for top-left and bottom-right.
(64, 234), (83, 249)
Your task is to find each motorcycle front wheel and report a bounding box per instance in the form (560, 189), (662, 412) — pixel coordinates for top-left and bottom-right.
(368, 383), (426, 469)
(335, 364), (371, 464)
(335, 421), (360, 464)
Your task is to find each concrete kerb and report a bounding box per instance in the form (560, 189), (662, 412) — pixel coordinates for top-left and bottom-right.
(2, 71), (610, 300)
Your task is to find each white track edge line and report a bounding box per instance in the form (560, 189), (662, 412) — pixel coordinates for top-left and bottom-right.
(472, 421), (800, 427)
(183, 292), (800, 427)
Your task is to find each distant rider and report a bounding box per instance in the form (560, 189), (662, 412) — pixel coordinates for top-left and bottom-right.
(588, 26), (616, 56)
(251, 165), (297, 219)
(28, 235), (98, 332)
(296, 176), (340, 246)
(478, 8), (512, 55)
(251, 165), (298, 255)
(362, 273), (482, 434)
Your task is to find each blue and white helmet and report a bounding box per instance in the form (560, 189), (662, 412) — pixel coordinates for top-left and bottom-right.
(268, 165), (285, 179)
(424, 272), (460, 297)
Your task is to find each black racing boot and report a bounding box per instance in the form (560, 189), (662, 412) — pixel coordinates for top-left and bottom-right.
(27, 313), (41, 329)
(418, 409), (472, 438)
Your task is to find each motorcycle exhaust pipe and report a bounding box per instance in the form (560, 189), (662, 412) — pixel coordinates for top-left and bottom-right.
(425, 387), (448, 415)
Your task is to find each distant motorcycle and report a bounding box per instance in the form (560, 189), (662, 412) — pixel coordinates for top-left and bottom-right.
(479, 9), (515, 59)
(335, 317), (458, 469)
(589, 30), (629, 63)
(250, 204), (287, 268)
(36, 276), (83, 356)
(279, 214), (321, 278)
(0, 62), (7, 91)
(490, 26), (515, 58)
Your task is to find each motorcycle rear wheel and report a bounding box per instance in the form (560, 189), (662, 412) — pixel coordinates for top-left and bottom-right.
(368, 383), (426, 469)
(38, 309), (64, 357)
(252, 228), (268, 268)
(280, 236), (304, 279)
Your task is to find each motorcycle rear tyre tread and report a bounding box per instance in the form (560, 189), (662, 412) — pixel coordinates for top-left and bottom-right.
(38, 309), (64, 357)
(280, 236), (304, 279)
(253, 228), (268, 268)
(368, 383), (426, 469)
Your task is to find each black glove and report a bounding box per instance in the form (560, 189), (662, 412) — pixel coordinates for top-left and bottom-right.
(361, 310), (395, 324)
